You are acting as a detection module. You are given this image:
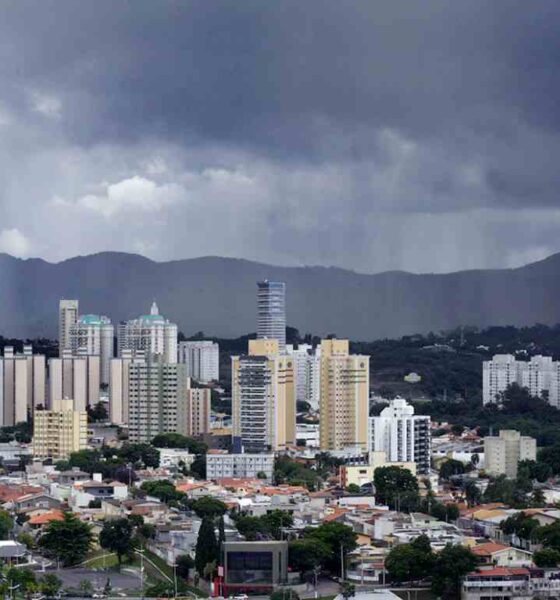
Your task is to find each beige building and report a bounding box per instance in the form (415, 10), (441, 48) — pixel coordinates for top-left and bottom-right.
(340, 451), (417, 488)
(49, 350), (100, 412)
(232, 339), (295, 453)
(0, 346), (46, 426)
(182, 381), (211, 437)
(484, 430), (537, 479)
(33, 398), (88, 460)
(319, 339), (369, 451)
(59, 299), (79, 357)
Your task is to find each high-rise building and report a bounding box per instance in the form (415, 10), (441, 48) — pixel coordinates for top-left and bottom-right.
(286, 344), (321, 411)
(48, 351), (100, 412)
(69, 314), (114, 386)
(319, 339), (369, 451)
(483, 354), (560, 406)
(178, 341), (219, 383)
(33, 398), (88, 460)
(484, 430), (537, 479)
(232, 339), (295, 453)
(118, 302), (177, 364)
(368, 397), (431, 475)
(183, 381), (211, 437)
(0, 346), (46, 426)
(59, 299), (79, 357)
(257, 281), (286, 353)
(127, 357), (190, 443)
(109, 350), (146, 425)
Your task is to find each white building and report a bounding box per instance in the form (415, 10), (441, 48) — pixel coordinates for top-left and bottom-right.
(206, 451), (275, 481)
(69, 314), (114, 386)
(118, 302), (177, 364)
(178, 341), (219, 383)
(369, 397), (431, 475)
(49, 350), (100, 412)
(127, 358), (190, 443)
(483, 354), (560, 406)
(257, 280), (286, 353)
(286, 344), (320, 410)
(0, 346), (46, 426)
(484, 430), (536, 479)
(109, 350), (147, 425)
(59, 299), (79, 356)
(158, 448), (196, 470)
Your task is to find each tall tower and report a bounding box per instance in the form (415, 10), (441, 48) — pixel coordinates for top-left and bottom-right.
(257, 281), (286, 353)
(59, 299), (79, 357)
(319, 339), (370, 451)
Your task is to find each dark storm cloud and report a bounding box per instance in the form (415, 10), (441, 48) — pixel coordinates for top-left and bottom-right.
(0, 0), (560, 271)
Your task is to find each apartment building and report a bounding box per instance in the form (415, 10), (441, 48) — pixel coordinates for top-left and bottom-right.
(177, 341), (219, 383)
(49, 350), (100, 412)
(484, 430), (537, 479)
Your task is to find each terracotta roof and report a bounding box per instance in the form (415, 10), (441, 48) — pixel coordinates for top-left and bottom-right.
(467, 567), (530, 578)
(471, 542), (511, 556)
(175, 482), (208, 493)
(324, 508), (350, 523)
(28, 510), (64, 525)
(0, 485), (43, 502)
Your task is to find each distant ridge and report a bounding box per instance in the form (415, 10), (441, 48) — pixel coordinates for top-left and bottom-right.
(1, 251), (560, 340)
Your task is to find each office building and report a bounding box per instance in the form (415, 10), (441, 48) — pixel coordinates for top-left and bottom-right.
(59, 299), (79, 357)
(206, 451), (274, 481)
(232, 339), (295, 453)
(183, 383), (211, 437)
(286, 344), (321, 410)
(257, 281), (286, 353)
(118, 302), (177, 364)
(127, 358), (190, 443)
(69, 314), (114, 386)
(109, 350), (147, 425)
(178, 341), (219, 383)
(484, 430), (536, 479)
(33, 398), (88, 460)
(483, 354), (560, 407)
(369, 397), (431, 475)
(49, 351), (100, 412)
(319, 339), (369, 451)
(0, 346), (46, 426)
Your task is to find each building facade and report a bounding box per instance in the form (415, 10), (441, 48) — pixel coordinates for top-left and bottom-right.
(118, 302), (177, 364)
(49, 351), (100, 412)
(183, 384), (211, 437)
(177, 341), (219, 383)
(206, 451), (275, 481)
(127, 358), (190, 443)
(109, 349), (147, 425)
(0, 346), (46, 426)
(33, 398), (88, 460)
(232, 339), (295, 453)
(257, 281), (286, 353)
(69, 314), (114, 385)
(319, 339), (369, 451)
(484, 430), (537, 479)
(58, 299), (79, 357)
(286, 344), (321, 411)
(368, 397), (431, 475)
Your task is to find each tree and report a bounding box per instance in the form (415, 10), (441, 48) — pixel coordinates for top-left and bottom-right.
(431, 544), (477, 598)
(176, 554), (195, 580)
(195, 517), (219, 577)
(500, 512), (540, 540)
(88, 499), (101, 508)
(190, 496), (228, 519)
(439, 459), (465, 480)
(99, 518), (133, 566)
(218, 516), (226, 546)
(87, 402), (108, 422)
(39, 573), (62, 597)
(374, 466), (419, 510)
(256, 471), (268, 479)
(235, 515), (264, 541)
(17, 532), (36, 551)
(190, 455), (207, 480)
(385, 537), (434, 584)
(78, 579), (93, 597)
(141, 480), (184, 504)
(0, 509), (13, 539)
(450, 424), (464, 437)
(537, 521), (560, 551)
(534, 548), (560, 567)
(39, 512), (93, 566)
(464, 480), (482, 507)
(341, 582), (355, 600)
(346, 484), (361, 494)
(306, 522), (357, 575)
(261, 510), (293, 540)
(5, 568), (37, 595)
(151, 433), (208, 455)
(288, 538), (331, 577)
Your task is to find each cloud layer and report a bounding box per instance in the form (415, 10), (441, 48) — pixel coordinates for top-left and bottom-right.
(0, 1), (559, 273)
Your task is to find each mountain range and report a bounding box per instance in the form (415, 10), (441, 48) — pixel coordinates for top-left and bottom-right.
(0, 251), (559, 340)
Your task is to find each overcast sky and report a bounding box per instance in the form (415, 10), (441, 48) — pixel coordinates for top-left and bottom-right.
(0, 0), (559, 274)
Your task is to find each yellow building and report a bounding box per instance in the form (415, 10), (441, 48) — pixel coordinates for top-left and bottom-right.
(319, 339), (369, 451)
(232, 339), (295, 452)
(33, 398), (88, 460)
(340, 452), (417, 488)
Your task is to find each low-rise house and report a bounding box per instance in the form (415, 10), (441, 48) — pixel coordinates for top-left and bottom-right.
(471, 542), (533, 567)
(57, 469), (91, 485)
(27, 509), (65, 530)
(0, 541), (29, 566)
(462, 567), (560, 599)
(14, 493), (62, 513)
(71, 480), (127, 508)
